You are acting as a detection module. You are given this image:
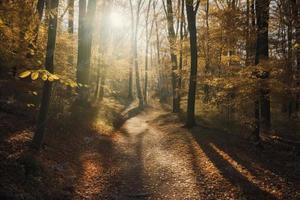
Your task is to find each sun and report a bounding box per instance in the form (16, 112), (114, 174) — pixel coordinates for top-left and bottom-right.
(110, 12), (124, 28)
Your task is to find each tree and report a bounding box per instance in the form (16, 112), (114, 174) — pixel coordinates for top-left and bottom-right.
(253, 0), (271, 141)
(96, 0), (111, 101)
(67, 0), (75, 67)
(163, 0), (180, 112)
(203, 0), (210, 102)
(294, 0), (300, 111)
(68, 0), (74, 34)
(245, 0), (256, 66)
(129, 0), (144, 108)
(153, 0), (165, 102)
(144, 0), (154, 104)
(76, 0), (97, 102)
(178, 0), (186, 108)
(31, 0), (59, 150)
(185, 0), (200, 127)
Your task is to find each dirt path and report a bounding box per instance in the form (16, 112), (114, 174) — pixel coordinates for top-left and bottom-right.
(107, 109), (201, 199)
(73, 108), (299, 200)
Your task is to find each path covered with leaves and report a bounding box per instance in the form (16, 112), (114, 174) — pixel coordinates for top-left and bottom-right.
(73, 108), (299, 200)
(0, 105), (299, 199)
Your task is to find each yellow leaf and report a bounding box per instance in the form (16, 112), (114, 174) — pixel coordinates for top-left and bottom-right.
(70, 82), (78, 88)
(51, 74), (59, 80)
(42, 74), (48, 81)
(32, 91), (38, 96)
(19, 71), (31, 78)
(48, 76), (54, 82)
(31, 72), (39, 80)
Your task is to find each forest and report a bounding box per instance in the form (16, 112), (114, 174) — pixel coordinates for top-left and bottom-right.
(0, 0), (299, 199)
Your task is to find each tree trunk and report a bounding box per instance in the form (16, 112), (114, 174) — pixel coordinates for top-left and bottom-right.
(203, 0), (210, 102)
(153, 1), (164, 102)
(68, 0), (74, 34)
(166, 0), (180, 113)
(31, 0), (59, 150)
(128, 0), (135, 101)
(178, 0), (185, 108)
(95, 57), (101, 99)
(287, 10), (293, 118)
(185, 0), (199, 127)
(99, 65), (107, 101)
(254, 0), (271, 139)
(76, 0), (96, 102)
(130, 0), (144, 108)
(76, 0), (87, 94)
(67, 0), (74, 67)
(294, 0), (300, 112)
(96, 1), (111, 101)
(246, 0), (251, 66)
(144, 0), (153, 104)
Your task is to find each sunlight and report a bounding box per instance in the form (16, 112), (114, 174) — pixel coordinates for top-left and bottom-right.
(109, 12), (124, 28)
(209, 143), (283, 196)
(1, 0), (298, 199)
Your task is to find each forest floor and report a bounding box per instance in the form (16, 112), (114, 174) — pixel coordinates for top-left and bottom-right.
(1, 103), (300, 199)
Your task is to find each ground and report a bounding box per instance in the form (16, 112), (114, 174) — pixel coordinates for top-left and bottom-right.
(72, 107), (300, 199)
(0, 104), (299, 199)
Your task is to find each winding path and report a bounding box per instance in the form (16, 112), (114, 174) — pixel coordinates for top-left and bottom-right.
(74, 108), (298, 200)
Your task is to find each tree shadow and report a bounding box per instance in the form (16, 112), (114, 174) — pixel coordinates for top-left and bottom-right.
(56, 100), (149, 199)
(152, 112), (281, 199)
(186, 125), (299, 199)
(198, 126), (299, 182)
(90, 129), (151, 199)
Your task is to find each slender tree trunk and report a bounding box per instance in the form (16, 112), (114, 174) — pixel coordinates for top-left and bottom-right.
(68, 0), (74, 34)
(203, 0), (210, 102)
(144, 0), (153, 104)
(128, 0), (135, 101)
(178, 0), (185, 108)
(166, 0), (180, 112)
(76, 0), (96, 101)
(130, 0), (144, 108)
(250, 0), (256, 63)
(32, 0), (59, 150)
(294, 0), (300, 112)
(153, 1), (164, 102)
(68, 0), (74, 67)
(76, 0), (87, 91)
(134, 9), (144, 108)
(253, 0), (271, 140)
(95, 56), (101, 99)
(246, 0), (251, 66)
(96, 1), (111, 101)
(99, 65), (107, 101)
(185, 0), (200, 127)
(287, 12), (293, 118)
(144, 40), (149, 104)
(128, 0), (135, 100)
(204, 0), (210, 70)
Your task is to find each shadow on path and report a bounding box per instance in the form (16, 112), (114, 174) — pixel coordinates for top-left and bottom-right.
(189, 129), (277, 200)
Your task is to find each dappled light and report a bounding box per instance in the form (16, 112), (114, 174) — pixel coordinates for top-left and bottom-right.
(0, 0), (300, 199)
